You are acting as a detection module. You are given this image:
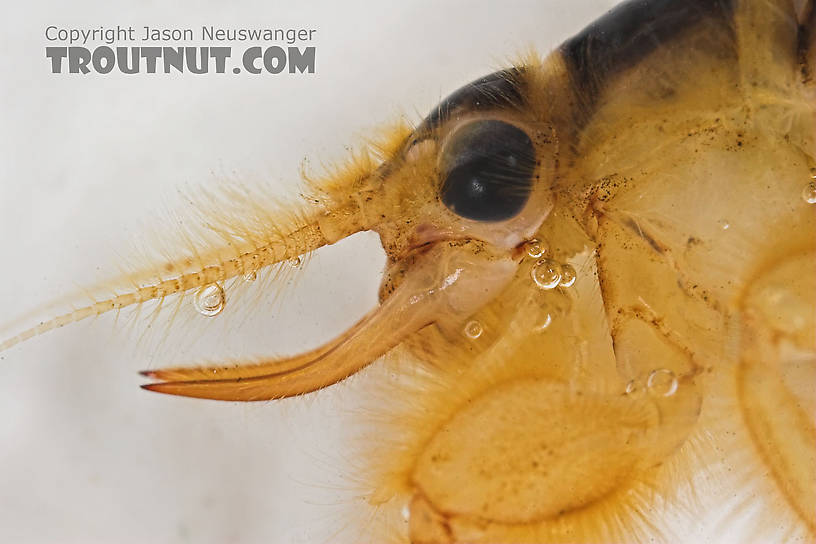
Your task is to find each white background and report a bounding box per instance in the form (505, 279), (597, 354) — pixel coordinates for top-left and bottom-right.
(0, 1), (757, 543)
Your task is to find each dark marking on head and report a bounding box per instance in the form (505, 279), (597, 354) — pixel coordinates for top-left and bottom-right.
(415, 68), (527, 139)
(561, 0), (735, 117)
(378, 68), (528, 181)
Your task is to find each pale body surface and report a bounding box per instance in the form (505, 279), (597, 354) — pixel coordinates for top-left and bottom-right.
(0, 1), (814, 543)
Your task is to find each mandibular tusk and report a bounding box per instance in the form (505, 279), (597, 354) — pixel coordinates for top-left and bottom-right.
(141, 242), (519, 401)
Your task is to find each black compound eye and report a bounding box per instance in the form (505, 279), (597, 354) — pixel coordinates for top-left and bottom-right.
(439, 120), (535, 222)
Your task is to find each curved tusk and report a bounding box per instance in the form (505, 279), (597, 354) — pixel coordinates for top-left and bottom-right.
(141, 242), (518, 401)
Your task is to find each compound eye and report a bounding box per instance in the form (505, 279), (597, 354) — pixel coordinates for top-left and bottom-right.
(439, 120), (536, 222)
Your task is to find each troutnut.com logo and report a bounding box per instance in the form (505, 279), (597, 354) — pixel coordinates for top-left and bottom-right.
(45, 26), (317, 75)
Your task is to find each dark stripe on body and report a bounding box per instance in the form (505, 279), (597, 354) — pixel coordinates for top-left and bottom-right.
(799, 1), (815, 82)
(561, 0), (735, 116)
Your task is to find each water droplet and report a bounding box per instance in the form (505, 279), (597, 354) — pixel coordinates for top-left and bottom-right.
(534, 312), (553, 332)
(531, 259), (562, 290)
(288, 256), (302, 267)
(401, 503), (411, 522)
(647, 369), (678, 397)
(243, 271), (257, 282)
(194, 283), (225, 317)
(718, 219), (730, 230)
(625, 380), (640, 395)
(802, 180), (816, 204)
(463, 320), (483, 339)
(525, 239), (547, 259)
(559, 264), (577, 287)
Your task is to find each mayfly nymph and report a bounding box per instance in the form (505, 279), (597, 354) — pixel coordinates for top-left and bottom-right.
(2, 0), (814, 542)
